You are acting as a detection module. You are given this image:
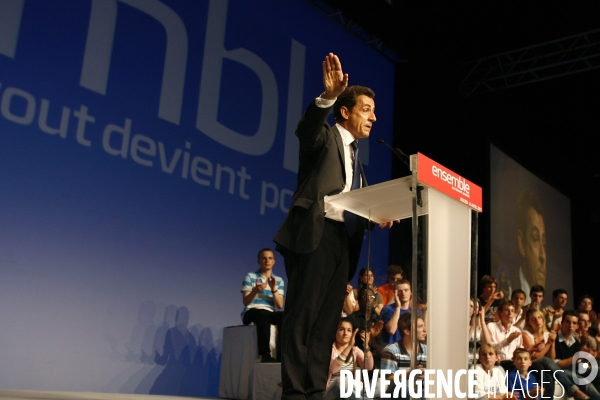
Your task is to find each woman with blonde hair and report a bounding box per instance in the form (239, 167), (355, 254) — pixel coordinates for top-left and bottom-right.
(522, 308), (556, 360)
(522, 308), (592, 400)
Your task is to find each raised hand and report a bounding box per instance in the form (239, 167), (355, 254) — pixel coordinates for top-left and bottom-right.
(256, 277), (268, 292)
(322, 53), (348, 100)
(370, 320), (384, 337)
(394, 290), (401, 306)
(507, 331), (521, 342)
(492, 291), (504, 300)
(268, 276), (277, 291)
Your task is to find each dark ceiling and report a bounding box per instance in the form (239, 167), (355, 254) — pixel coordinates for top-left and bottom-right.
(322, 0), (600, 299)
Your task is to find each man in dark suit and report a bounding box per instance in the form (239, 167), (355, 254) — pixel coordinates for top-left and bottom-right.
(274, 53), (392, 400)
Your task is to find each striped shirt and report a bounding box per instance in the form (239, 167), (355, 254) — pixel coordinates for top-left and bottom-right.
(380, 341), (427, 376)
(240, 270), (284, 319)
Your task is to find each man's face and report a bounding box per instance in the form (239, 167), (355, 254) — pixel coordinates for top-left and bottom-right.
(511, 293), (526, 309)
(530, 291), (544, 307)
(482, 283), (496, 298)
(578, 313), (590, 333)
(397, 283), (411, 304)
(416, 318), (427, 342)
(388, 273), (403, 287)
(513, 353), (533, 374)
(518, 208), (547, 288)
(553, 293), (568, 309)
(360, 290), (376, 310)
(340, 95), (376, 140)
(498, 305), (515, 324)
(561, 315), (578, 337)
(257, 250), (275, 271)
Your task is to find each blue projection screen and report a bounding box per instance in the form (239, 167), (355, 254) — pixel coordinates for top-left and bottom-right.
(0, 0), (395, 395)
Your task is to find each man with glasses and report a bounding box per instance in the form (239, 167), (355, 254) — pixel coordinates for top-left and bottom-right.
(377, 265), (404, 306)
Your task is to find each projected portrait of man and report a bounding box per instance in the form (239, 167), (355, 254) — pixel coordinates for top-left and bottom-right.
(514, 189), (546, 300)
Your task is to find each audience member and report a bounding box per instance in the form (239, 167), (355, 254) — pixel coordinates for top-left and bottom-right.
(349, 285), (381, 332)
(578, 295), (599, 337)
(481, 299), (522, 365)
(575, 310), (598, 354)
(519, 308), (586, 399)
(470, 344), (514, 399)
(378, 265), (404, 306)
(525, 285), (544, 312)
(241, 248), (284, 363)
(522, 309), (556, 360)
(380, 279), (419, 345)
(380, 312), (427, 399)
(355, 267), (377, 292)
(506, 348), (543, 400)
(511, 289), (527, 330)
(479, 275), (503, 324)
(323, 317), (374, 400)
(352, 269), (384, 315)
(554, 310), (600, 399)
(542, 288), (568, 332)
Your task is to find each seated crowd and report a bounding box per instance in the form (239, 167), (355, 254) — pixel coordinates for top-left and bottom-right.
(240, 252), (599, 399)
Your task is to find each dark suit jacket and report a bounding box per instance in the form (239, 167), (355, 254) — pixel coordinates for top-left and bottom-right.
(273, 100), (368, 280)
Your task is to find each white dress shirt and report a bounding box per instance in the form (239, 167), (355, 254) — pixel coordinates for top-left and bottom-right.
(314, 96), (360, 223)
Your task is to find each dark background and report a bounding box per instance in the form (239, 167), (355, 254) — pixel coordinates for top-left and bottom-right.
(320, 0), (600, 302)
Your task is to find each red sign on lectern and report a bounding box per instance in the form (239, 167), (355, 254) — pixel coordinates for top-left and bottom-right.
(417, 153), (483, 212)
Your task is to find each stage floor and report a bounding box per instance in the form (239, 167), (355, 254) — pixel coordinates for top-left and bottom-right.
(0, 390), (217, 400)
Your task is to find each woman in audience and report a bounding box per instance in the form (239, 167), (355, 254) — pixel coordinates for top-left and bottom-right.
(352, 268), (384, 315)
(522, 308), (592, 400)
(324, 317), (374, 400)
(522, 309), (556, 360)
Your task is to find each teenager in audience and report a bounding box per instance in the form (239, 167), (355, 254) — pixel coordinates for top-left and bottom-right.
(575, 310), (598, 354)
(378, 265), (404, 306)
(522, 309), (556, 360)
(481, 299), (522, 365)
(241, 248), (284, 362)
(554, 310), (600, 399)
(479, 275), (503, 324)
(525, 286), (544, 311)
(352, 268), (384, 315)
(542, 288), (568, 332)
(324, 317), (374, 400)
(577, 295), (599, 337)
(380, 279), (419, 345)
(380, 312), (427, 399)
(511, 289), (527, 330)
(506, 348), (543, 399)
(470, 344), (514, 399)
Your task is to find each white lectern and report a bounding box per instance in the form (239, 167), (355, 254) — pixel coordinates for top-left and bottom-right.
(327, 152), (483, 398)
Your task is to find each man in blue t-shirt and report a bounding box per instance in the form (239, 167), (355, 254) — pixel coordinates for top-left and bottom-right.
(241, 248), (284, 362)
(380, 279), (421, 344)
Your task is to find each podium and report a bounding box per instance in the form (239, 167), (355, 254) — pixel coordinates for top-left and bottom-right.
(327, 152), (482, 397)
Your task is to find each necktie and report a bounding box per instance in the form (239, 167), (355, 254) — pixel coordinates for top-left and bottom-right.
(345, 141), (360, 236)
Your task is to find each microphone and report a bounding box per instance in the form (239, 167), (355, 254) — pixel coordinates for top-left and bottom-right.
(377, 139), (410, 168)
